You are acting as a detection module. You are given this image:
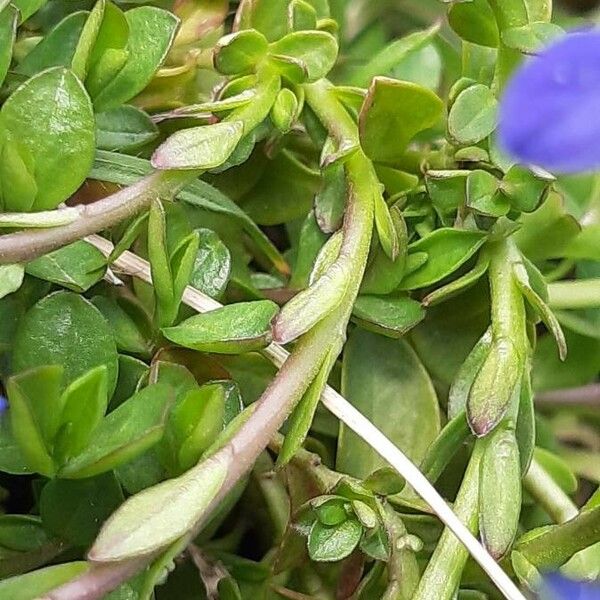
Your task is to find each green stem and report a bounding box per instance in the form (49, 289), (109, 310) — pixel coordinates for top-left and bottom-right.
(413, 442), (484, 600)
(488, 239), (527, 350)
(523, 458), (578, 524)
(548, 279), (600, 309)
(486, 1), (526, 91)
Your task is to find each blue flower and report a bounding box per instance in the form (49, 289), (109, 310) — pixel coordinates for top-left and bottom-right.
(0, 394), (7, 413)
(542, 573), (600, 600)
(499, 29), (600, 173)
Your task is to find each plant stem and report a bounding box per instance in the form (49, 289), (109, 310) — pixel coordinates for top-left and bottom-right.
(536, 384), (600, 408)
(523, 458), (578, 524)
(0, 170), (197, 265)
(488, 238), (527, 351)
(412, 442), (484, 600)
(548, 279), (600, 309)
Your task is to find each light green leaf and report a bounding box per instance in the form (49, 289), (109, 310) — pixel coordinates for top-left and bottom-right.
(89, 451), (230, 561)
(163, 301), (278, 354)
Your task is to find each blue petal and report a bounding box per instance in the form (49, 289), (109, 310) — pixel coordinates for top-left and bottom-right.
(499, 29), (600, 173)
(542, 573), (600, 600)
(0, 395), (7, 413)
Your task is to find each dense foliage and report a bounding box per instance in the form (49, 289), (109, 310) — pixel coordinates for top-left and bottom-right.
(0, 0), (598, 599)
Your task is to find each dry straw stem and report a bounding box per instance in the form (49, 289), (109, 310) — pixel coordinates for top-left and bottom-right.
(84, 234), (526, 600)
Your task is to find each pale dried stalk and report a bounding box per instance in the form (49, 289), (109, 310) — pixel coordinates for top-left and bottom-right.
(85, 234), (526, 600)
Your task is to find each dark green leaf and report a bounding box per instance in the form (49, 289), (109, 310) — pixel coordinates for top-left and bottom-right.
(12, 291), (118, 393)
(96, 105), (159, 152)
(40, 473), (123, 546)
(337, 329), (440, 478)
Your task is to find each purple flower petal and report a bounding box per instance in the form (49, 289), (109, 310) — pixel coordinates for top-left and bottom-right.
(542, 573), (600, 600)
(499, 29), (600, 173)
(0, 394), (7, 413)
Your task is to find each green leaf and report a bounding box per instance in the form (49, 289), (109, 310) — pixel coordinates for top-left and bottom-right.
(59, 383), (173, 478)
(213, 29), (269, 75)
(278, 344), (340, 467)
(162, 301), (278, 354)
(348, 25), (440, 87)
(271, 87), (300, 133)
(480, 428), (521, 559)
(189, 228), (231, 299)
(352, 295), (425, 338)
(162, 383), (226, 473)
(235, 0), (291, 41)
(89, 451), (230, 561)
(92, 296), (153, 356)
(418, 411), (471, 484)
(0, 5), (17, 88)
(516, 505), (600, 570)
(40, 473), (123, 546)
(500, 165), (552, 213)
(359, 76), (443, 165)
(12, 291), (119, 393)
(96, 105), (159, 152)
(12, 0), (47, 21)
(0, 265), (24, 300)
(0, 515), (49, 553)
(6, 366), (63, 477)
(337, 329), (440, 478)
(515, 193), (581, 261)
(314, 164), (345, 234)
(513, 260), (567, 360)
(373, 193), (398, 260)
(92, 6), (179, 112)
(25, 241), (106, 292)
(0, 412), (32, 475)
(308, 518), (363, 562)
(0, 67), (95, 211)
(151, 121), (245, 171)
(0, 562), (89, 600)
(399, 228), (486, 290)
(53, 366), (109, 465)
(466, 170), (507, 217)
(448, 328), (493, 419)
(425, 170), (468, 217)
(422, 255), (490, 307)
(448, 84), (498, 145)
(360, 206), (408, 295)
(269, 30), (338, 82)
(447, 0), (499, 48)
(71, 0), (108, 80)
(15, 12), (87, 77)
(313, 497), (348, 526)
(501, 22), (562, 53)
(84, 0), (129, 97)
